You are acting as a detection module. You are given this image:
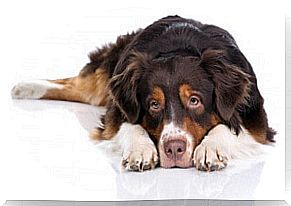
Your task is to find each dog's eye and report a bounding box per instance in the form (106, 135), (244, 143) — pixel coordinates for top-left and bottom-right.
(150, 100), (160, 111)
(188, 96), (200, 107)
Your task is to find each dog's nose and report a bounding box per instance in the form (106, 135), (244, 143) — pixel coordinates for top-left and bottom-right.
(164, 139), (186, 160)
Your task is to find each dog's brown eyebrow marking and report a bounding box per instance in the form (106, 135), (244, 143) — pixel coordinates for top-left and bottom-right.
(179, 84), (204, 113)
(179, 84), (203, 99)
(179, 84), (192, 102)
(151, 86), (165, 107)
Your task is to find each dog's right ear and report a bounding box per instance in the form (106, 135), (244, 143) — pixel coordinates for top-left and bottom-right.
(199, 49), (251, 121)
(109, 52), (151, 123)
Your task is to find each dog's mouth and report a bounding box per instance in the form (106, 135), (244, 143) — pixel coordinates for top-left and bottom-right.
(158, 123), (195, 168)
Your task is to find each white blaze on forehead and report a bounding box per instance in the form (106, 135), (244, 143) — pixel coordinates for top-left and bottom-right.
(170, 104), (175, 121)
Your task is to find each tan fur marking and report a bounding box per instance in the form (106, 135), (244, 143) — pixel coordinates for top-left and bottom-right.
(43, 69), (109, 106)
(210, 114), (221, 126)
(151, 86), (165, 108)
(90, 128), (103, 140)
(141, 86), (166, 143)
(141, 119), (164, 143)
(101, 126), (119, 140)
(179, 84), (192, 103)
(179, 84), (204, 114)
(182, 117), (208, 147)
(90, 124), (120, 141)
(247, 129), (268, 144)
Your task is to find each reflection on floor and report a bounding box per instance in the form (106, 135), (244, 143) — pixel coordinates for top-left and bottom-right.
(9, 99), (283, 200)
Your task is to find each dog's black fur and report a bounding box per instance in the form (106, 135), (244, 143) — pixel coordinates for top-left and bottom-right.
(86, 15), (275, 145)
(12, 15), (275, 171)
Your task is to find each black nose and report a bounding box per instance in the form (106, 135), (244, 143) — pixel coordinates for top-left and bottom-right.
(164, 139), (186, 160)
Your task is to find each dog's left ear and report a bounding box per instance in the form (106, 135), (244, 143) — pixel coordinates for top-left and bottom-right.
(200, 49), (251, 121)
(109, 52), (150, 123)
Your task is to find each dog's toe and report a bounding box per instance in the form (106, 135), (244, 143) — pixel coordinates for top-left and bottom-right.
(122, 144), (158, 172)
(193, 142), (230, 172)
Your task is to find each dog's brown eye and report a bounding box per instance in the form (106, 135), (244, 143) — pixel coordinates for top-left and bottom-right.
(189, 96), (200, 107)
(150, 100), (160, 111)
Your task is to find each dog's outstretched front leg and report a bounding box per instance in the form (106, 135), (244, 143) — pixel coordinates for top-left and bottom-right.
(193, 124), (233, 172)
(116, 123), (158, 172)
(193, 124), (263, 172)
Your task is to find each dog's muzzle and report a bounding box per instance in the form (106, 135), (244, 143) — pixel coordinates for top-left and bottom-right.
(159, 123), (194, 168)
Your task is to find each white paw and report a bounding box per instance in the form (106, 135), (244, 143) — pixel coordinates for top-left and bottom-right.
(11, 80), (63, 99)
(122, 143), (158, 172)
(193, 137), (230, 172)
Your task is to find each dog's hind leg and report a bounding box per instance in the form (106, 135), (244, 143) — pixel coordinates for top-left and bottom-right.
(11, 68), (109, 106)
(11, 31), (140, 106)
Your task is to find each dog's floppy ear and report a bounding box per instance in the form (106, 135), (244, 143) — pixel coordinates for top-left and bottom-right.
(109, 52), (150, 123)
(200, 49), (251, 121)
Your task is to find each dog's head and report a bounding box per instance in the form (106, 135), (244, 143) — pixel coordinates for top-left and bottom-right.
(110, 42), (251, 168)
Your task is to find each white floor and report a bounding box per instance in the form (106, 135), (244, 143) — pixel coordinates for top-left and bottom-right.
(0, 98), (284, 201)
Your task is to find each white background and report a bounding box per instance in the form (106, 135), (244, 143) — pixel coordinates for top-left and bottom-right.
(0, 0), (287, 204)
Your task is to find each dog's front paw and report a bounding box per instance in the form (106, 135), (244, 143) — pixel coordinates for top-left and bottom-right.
(122, 143), (158, 172)
(193, 138), (230, 172)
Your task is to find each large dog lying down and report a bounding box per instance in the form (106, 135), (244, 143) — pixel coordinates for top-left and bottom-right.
(11, 15), (275, 172)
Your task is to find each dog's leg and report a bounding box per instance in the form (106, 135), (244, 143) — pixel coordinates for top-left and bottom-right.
(11, 69), (109, 106)
(11, 32), (140, 106)
(193, 124), (262, 171)
(114, 122), (158, 172)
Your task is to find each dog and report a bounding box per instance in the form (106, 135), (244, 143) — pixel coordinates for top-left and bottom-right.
(11, 15), (275, 172)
